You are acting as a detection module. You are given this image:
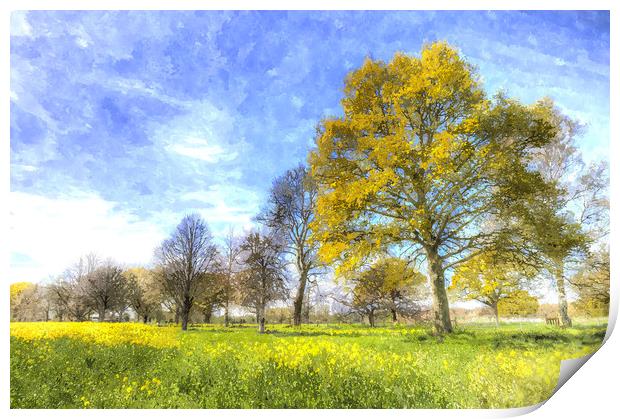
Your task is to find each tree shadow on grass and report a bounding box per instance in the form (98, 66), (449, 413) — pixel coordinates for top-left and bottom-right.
(186, 327), (238, 333)
(268, 330), (366, 338)
(402, 324), (606, 349)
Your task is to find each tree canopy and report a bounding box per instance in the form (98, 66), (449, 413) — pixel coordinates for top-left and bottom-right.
(450, 250), (538, 324)
(310, 42), (560, 333)
(258, 164), (319, 326)
(155, 214), (219, 330)
(345, 256), (426, 325)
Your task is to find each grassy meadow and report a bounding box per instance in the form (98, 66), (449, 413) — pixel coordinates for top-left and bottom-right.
(10, 320), (607, 409)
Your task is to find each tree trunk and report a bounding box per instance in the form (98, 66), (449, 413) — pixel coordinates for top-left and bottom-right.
(143, 315), (148, 324)
(203, 310), (212, 324)
(180, 297), (191, 331)
(426, 247), (453, 334)
(98, 308), (106, 322)
(224, 301), (229, 327)
(293, 269), (308, 327)
(391, 308), (398, 322)
(368, 310), (375, 328)
(174, 307), (180, 325)
(258, 310), (265, 334)
(492, 303), (499, 327)
(303, 295), (311, 323)
(555, 261), (572, 327)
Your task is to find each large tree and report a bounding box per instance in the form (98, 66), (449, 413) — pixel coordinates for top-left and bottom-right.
(155, 214), (219, 331)
(259, 164), (319, 326)
(310, 42), (558, 333)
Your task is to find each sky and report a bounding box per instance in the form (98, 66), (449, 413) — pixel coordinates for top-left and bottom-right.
(9, 10), (610, 283)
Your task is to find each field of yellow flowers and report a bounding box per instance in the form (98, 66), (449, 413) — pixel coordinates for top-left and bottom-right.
(10, 321), (606, 408)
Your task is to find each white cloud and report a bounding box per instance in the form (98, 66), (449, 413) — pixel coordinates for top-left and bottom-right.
(12, 164), (37, 173)
(10, 164), (40, 185)
(9, 192), (166, 282)
(10, 12), (32, 37)
(153, 101), (245, 164)
(76, 38), (90, 48)
(167, 139), (238, 163)
(86, 74), (191, 109)
(180, 185), (260, 238)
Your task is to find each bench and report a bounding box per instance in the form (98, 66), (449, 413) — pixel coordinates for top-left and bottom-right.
(545, 316), (560, 326)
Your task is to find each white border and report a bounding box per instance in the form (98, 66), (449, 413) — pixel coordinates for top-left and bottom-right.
(0, 0), (617, 10)
(1, 1), (616, 418)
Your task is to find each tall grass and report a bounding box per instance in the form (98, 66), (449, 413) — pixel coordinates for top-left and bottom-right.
(10, 320), (606, 408)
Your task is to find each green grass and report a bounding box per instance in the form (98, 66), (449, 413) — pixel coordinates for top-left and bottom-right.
(10, 320), (607, 409)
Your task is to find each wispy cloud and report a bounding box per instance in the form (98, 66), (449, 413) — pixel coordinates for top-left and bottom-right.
(167, 139), (239, 163)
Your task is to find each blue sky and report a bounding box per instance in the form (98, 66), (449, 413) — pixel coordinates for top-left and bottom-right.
(10, 10), (610, 281)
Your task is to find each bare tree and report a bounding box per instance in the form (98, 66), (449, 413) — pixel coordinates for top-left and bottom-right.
(81, 260), (127, 322)
(74, 253), (102, 278)
(331, 277), (383, 327)
(46, 280), (72, 321)
(220, 227), (243, 326)
(40, 284), (54, 321)
(258, 164), (319, 326)
(48, 278), (92, 321)
(155, 214), (219, 331)
(238, 231), (288, 333)
(575, 162), (609, 241)
(47, 254), (101, 321)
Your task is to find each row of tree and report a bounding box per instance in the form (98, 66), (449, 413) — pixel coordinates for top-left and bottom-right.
(10, 162), (321, 332)
(10, 225), (290, 331)
(11, 215), (433, 331)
